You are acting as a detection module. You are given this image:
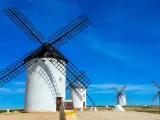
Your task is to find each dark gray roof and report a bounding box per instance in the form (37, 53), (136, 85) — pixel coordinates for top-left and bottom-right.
(24, 42), (68, 63)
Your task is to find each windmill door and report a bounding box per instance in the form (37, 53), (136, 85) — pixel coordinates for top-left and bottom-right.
(83, 102), (85, 107)
(56, 97), (62, 111)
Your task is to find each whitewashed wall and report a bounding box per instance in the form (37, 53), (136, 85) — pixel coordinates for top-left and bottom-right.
(71, 88), (86, 108)
(117, 94), (127, 106)
(24, 58), (66, 112)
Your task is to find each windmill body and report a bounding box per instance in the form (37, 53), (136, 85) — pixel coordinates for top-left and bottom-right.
(113, 85), (127, 106)
(117, 93), (127, 106)
(24, 43), (67, 112)
(71, 88), (86, 108)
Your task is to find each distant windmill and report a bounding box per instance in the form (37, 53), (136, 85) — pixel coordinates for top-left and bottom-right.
(113, 85), (127, 106)
(152, 80), (160, 105)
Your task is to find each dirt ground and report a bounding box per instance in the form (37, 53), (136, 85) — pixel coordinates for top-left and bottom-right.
(0, 111), (159, 120)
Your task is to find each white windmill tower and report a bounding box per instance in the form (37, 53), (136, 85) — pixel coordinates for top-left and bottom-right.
(24, 43), (68, 112)
(113, 85), (127, 106)
(71, 88), (87, 108)
(70, 73), (87, 108)
(152, 80), (160, 105)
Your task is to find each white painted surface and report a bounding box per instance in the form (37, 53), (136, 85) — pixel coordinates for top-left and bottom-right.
(24, 58), (66, 112)
(93, 107), (98, 111)
(114, 105), (125, 111)
(117, 94), (127, 106)
(71, 88), (86, 108)
(80, 108), (83, 111)
(7, 109), (9, 114)
(90, 107), (97, 111)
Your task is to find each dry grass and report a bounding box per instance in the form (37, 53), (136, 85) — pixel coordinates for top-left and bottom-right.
(124, 105), (160, 114)
(0, 111), (159, 120)
(0, 106), (159, 114)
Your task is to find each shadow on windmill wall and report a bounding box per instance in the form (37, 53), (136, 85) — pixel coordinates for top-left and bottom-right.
(25, 58), (58, 102)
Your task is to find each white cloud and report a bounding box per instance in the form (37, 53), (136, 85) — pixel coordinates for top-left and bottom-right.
(88, 36), (146, 66)
(90, 84), (122, 89)
(0, 82), (26, 94)
(0, 88), (11, 92)
(89, 83), (156, 94)
(15, 88), (25, 93)
(84, 29), (160, 68)
(0, 87), (25, 94)
(126, 85), (154, 91)
(89, 90), (114, 94)
(13, 82), (25, 85)
(134, 91), (155, 94)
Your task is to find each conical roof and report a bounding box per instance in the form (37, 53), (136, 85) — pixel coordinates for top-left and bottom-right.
(24, 42), (68, 63)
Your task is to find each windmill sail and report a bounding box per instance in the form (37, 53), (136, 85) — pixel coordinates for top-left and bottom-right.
(3, 6), (45, 42)
(112, 87), (119, 93)
(120, 85), (127, 93)
(86, 93), (96, 107)
(66, 72), (85, 90)
(0, 5), (93, 112)
(70, 86), (83, 100)
(66, 73), (85, 100)
(152, 80), (160, 104)
(1, 6), (92, 94)
(42, 44), (92, 91)
(152, 80), (160, 89)
(38, 68), (61, 100)
(3, 6), (92, 91)
(113, 85), (127, 106)
(152, 92), (160, 101)
(47, 14), (91, 48)
(0, 50), (36, 87)
(3, 6), (91, 49)
(37, 60), (83, 101)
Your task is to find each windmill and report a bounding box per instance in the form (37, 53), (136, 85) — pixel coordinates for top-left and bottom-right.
(112, 85), (127, 106)
(69, 72), (96, 111)
(1, 6), (92, 112)
(69, 72), (86, 108)
(152, 80), (160, 105)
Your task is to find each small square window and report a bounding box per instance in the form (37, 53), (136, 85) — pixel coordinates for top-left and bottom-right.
(59, 78), (62, 81)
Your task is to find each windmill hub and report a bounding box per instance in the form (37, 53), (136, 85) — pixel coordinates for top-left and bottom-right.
(24, 42), (68, 63)
(118, 92), (125, 95)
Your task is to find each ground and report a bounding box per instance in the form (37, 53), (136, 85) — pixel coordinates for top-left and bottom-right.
(0, 111), (159, 120)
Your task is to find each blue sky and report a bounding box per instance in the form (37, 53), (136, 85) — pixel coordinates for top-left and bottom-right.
(0, 0), (160, 108)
